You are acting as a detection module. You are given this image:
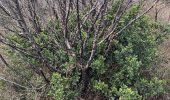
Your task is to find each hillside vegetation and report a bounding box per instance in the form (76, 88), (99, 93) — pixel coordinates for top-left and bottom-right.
(0, 0), (170, 99)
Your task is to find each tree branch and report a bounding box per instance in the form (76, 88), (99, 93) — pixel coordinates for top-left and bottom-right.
(98, 0), (159, 45)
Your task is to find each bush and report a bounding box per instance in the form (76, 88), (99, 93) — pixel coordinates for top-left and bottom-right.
(1, 0), (170, 99)
(48, 3), (169, 100)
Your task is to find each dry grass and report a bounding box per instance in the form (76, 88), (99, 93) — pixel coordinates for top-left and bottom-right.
(150, 1), (170, 78)
(146, 0), (170, 23)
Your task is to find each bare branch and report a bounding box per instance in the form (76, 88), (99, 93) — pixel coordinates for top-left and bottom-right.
(0, 76), (46, 90)
(98, 0), (159, 45)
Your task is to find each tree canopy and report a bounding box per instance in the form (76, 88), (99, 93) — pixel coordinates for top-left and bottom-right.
(0, 0), (170, 99)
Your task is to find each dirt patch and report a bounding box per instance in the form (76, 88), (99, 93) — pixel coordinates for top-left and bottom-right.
(145, 0), (170, 23)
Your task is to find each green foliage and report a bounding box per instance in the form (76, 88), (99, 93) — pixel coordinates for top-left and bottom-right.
(45, 1), (169, 100)
(136, 78), (165, 99)
(92, 80), (109, 95)
(49, 73), (79, 100)
(89, 3), (167, 99)
(49, 73), (67, 100)
(3, 0), (170, 99)
(91, 55), (106, 74)
(118, 85), (142, 100)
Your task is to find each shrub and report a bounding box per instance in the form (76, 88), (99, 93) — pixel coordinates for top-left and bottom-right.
(1, 0), (169, 99)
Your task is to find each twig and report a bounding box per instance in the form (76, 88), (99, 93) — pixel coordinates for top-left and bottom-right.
(98, 0), (159, 45)
(85, 0), (107, 69)
(0, 54), (9, 67)
(0, 76), (46, 90)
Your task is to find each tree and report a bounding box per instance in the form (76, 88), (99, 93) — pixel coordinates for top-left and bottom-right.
(0, 0), (169, 99)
